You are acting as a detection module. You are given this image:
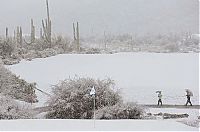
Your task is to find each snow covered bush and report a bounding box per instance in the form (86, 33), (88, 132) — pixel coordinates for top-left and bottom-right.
(85, 48), (101, 54)
(46, 77), (122, 119)
(0, 95), (34, 119)
(95, 102), (145, 119)
(0, 39), (16, 58)
(0, 64), (38, 103)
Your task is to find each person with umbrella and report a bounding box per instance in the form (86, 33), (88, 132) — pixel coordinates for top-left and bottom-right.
(185, 89), (193, 106)
(156, 91), (162, 106)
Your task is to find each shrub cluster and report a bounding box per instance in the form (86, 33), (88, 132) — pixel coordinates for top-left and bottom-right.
(0, 63), (38, 103)
(95, 102), (145, 119)
(0, 95), (34, 119)
(46, 77), (145, 119)
(46, 77), (122, 119)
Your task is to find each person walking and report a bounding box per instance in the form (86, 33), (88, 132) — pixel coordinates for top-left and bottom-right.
(156, 91), (162, 106)
(185, 89), (193, 106)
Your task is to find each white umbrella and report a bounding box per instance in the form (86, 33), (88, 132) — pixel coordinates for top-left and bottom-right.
(185, 89), (193, 96)
(156, 91), (161, 93)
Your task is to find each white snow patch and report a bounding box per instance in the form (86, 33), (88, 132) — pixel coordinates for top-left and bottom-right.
(0, 119), (198, 131)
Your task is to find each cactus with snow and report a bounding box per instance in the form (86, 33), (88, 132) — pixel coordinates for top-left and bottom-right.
(16, 26), (22, 45)
(42, 0), (52, 47)
(73, 22), (80, 52)
(31, 19), (35, 43)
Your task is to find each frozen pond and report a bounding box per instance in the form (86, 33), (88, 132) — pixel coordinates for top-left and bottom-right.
(7, 53), (199, 106)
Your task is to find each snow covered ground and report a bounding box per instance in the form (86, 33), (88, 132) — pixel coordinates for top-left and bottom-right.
(0, 119), (198, 131)
(7, 53), (199, 106)
(148, 108), (199, 119)
(2, 53), (199, 131)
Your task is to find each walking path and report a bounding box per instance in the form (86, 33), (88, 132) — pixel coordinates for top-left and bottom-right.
(144, 104), (200, 109)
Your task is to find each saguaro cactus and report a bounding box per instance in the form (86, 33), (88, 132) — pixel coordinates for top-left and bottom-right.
(73, 22), (80, 52)
(40, 28), (43, 39)
(104, 31), (107, 50)
(14, 30), (16, 40)
(4, 27), (9, 45)
(24, 19), (36, 44)
(5, 27), (8, 40)
(31, 19), (35, 43)
(42, 0), (52, 47)
(16, 26), (23, 45)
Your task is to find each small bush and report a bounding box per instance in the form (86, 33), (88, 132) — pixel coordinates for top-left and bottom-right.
(0, 64), (38, 103)
(46, 77), (122, 119)
(95, 102), (145, 119)
(0, 95), (34, 119)
(85, 48), (101, 54)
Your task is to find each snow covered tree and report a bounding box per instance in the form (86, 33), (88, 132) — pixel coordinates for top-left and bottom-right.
(46, 77), (122, 119)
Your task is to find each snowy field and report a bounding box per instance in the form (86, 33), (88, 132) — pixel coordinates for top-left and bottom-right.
(0, 119), (198, 131)
(7, 53), (199, 106)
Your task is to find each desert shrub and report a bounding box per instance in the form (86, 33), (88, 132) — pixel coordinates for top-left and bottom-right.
(0, 64), (38, 103)
(95, 102), (145, 119)
(164, 43), (179, 52)
(2, 58), (20, 65)
(46, 77), (122, 119)
(85, 48), (101, 54)
(0, 39), (16, 58)
(0, 95), (34, 119)
(53, 36), (71, 52)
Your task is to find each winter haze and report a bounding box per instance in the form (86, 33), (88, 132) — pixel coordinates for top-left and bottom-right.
(0, 0), (198, 37)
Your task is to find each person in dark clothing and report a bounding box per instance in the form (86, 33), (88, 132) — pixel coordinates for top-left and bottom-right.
(185, 89), (193, 106)
(185, 94), (192, 106)
(157, 91), (162, 106)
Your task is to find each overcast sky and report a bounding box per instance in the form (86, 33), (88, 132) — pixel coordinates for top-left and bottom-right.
(0, 0), (198, 37)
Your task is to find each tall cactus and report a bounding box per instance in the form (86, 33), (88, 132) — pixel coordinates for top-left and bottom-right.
(24, 19), (36, 44)
(16, 26), (23, 45)
(14, 30), (16, 40)
(5, 27), (8, 41)
(31, 19), (35, 43)
(76, 22), (80, 52)
(73, 23), (76, 41)
(40, 28), (43, 39)
(42, 0), (52, 47)
(4, 27), (9, 45)
(73, 22), (80, 52)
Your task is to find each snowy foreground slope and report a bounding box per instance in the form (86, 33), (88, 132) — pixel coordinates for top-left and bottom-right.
(7, 53), (199, 106)
(0, 119), (198, 131)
